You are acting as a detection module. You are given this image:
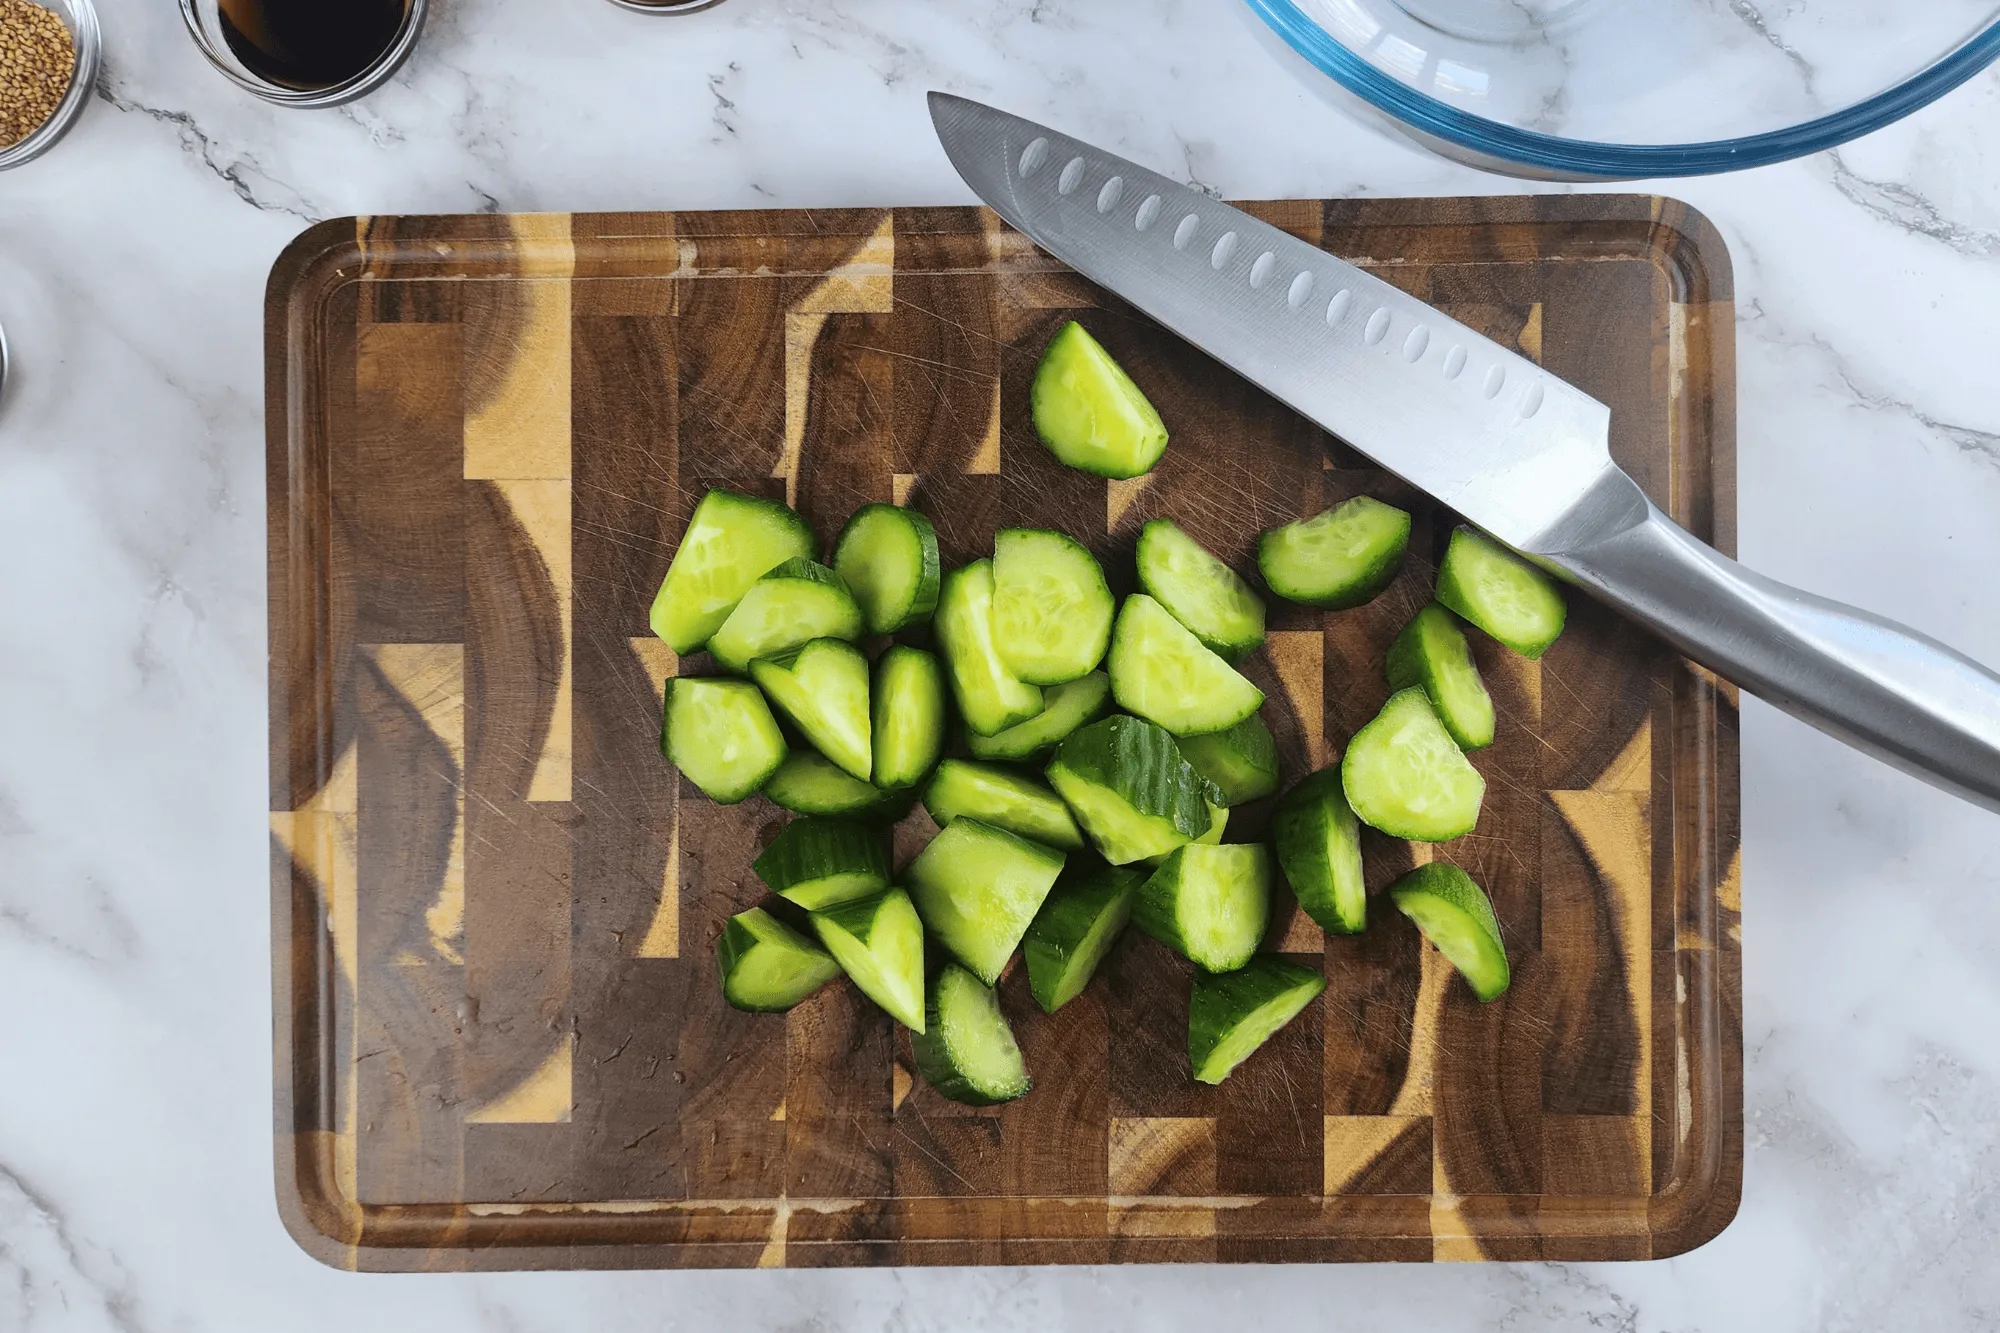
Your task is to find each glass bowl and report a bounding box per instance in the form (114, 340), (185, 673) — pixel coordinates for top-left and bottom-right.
(1242, 0), (2000, 179)
(0, 0), (101, 171)
(178, 0), (426, 108)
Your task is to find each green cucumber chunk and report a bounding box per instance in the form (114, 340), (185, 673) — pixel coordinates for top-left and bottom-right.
(923, 758), (1084, 853)
(1176, 714), (1281, 806)
(1030, 320), (1169, 480)
(749, 638), (873, 781)
(717, 907), (843, 1012)
(1108, 594), (1265, 737)
(762, 750), (911, 819)
(1271, 768), (1365, 934)
(811, 887), (927, 1031)
(872, 646), (946, 789)
(935, 560), (1045, 736)
(1341, 688), (1486, 841)
(661, 677), (787, 804)
(707, 559), (864, 674)
(1135, 843), (1272, 973)
(832, 503), (942, 634)
(1188, 956), (1327, 1084)
(966, 672), (1111, 761)
(1389, 862), (1511, 1001)
(906, 818), (1067, 985)
(910, 963), (1033, 1105)
(1045, 715), (1216, 865)
(1257, 496), (1411, 610)
(651, 489), (814, 652)
(1386, 602), (1496, 750)
(1024, 862), (1144, 1013)
(991, 527), (1116, 685)
(752, 817), (891, 911)
(1435, 527), (1567, 659)
(1135, 519), (1266, 660)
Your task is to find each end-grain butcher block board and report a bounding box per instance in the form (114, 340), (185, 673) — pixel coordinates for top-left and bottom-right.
(266, 196), (1741, 1271)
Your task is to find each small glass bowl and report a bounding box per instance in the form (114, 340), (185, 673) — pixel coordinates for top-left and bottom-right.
(0, 0), (102, 172)
(178, 0), (427, 108)
(604, 0), (730, 12)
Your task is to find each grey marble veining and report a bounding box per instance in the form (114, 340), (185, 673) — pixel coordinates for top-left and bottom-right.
(2, 0), (1999, 1328)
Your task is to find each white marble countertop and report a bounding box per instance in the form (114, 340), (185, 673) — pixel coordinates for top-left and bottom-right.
(4, 0), (2000, 1327)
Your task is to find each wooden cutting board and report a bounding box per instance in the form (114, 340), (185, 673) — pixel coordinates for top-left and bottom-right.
(266, 196), (1741, 1270)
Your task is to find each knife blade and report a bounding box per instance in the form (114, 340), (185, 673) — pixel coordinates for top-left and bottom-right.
(929, 91), (2000, 813)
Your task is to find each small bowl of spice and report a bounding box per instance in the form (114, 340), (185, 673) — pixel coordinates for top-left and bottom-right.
(0, 0), (96, 170)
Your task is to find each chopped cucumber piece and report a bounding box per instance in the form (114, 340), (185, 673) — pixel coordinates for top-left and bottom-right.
(1024, 862), (1144, 1013)
(1108, 594), (1264, 737)
(1341, 688), (1486, 841)
(1258, 496), (1411, 610)
(966, 671), (1112, 761)
(923, 758), (1085, 853)
(1030, 320), (1169, 479)
(1135, 843), (1272, 973)
(1188, 956), (1327, 1084)
(1176, 714), (1281, 806)
(717, 907), (843, 1012)
(910, 963), (1033, 1105)
(1386, 602), (1495, 750)
(1135, 519), (1266, 661)
(992, 527), (1116, 685)
(1435, 527), (1567, 659)
(832, 503), (942, 634)
(762, 750), (911, 819)
(872, 646), (946, 789)
(1271, 769), (1365, 935)
(750, 639), (873, 781)
(936, 560), (1045, 736)
(1142, 801), (1228, 867)
(651, 489), (814, 652)
(752, 817), (891, 911)
(906, 818), (1066, 985)
(1389, 862), (1510, 1001)
(1045, 716), (1216, 865)
(811, 887), (927, 1031)
(707, 559), (864, 674)
(661, 677), (787, 804)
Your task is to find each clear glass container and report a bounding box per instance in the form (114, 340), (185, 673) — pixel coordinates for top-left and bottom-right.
(0, 0), (101, 172)
(178, 0), (427, 108)
(1243, 0), (2000, 179)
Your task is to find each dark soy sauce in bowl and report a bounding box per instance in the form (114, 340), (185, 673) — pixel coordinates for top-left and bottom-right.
(217, 0), (409, 91)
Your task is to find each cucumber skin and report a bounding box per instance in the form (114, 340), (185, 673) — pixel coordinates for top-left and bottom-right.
(1024, 863), (1145, 1013)
(1134, 844), (1272, 974)
(1385, 603), (1496, 751)
(661, 677), (788, 805)
(651, 489), (815, 652)
(1434, 527), (1568, 659)
(752, 818), (891, 906)
(1047, 716), (1216, 841)
(1340, 688), (1487, 842)
(1389, 863), (1511, 1001)
(1135, 519), (1267, 661)
(966, 672), (1112, 761)
(936, 561), (1046, 737)
(909, 965), (1033, 1106)
(1176, 714), (1281, 806)
(832, 503), (943, 634)
(872, 646), (946, 789)
(1030, 321), (1170, 480)
(1257, 497), (1411, 610)
(1271, 769), (1366, 935)
(716, 909), (842, 1013)
(1188, 956), (1327, 1084)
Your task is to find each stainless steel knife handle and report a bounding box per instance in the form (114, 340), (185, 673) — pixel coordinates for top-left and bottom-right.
(1543, 476), (2000, 811)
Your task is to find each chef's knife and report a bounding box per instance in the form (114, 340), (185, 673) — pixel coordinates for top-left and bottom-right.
(929, 91), (2000, 813)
